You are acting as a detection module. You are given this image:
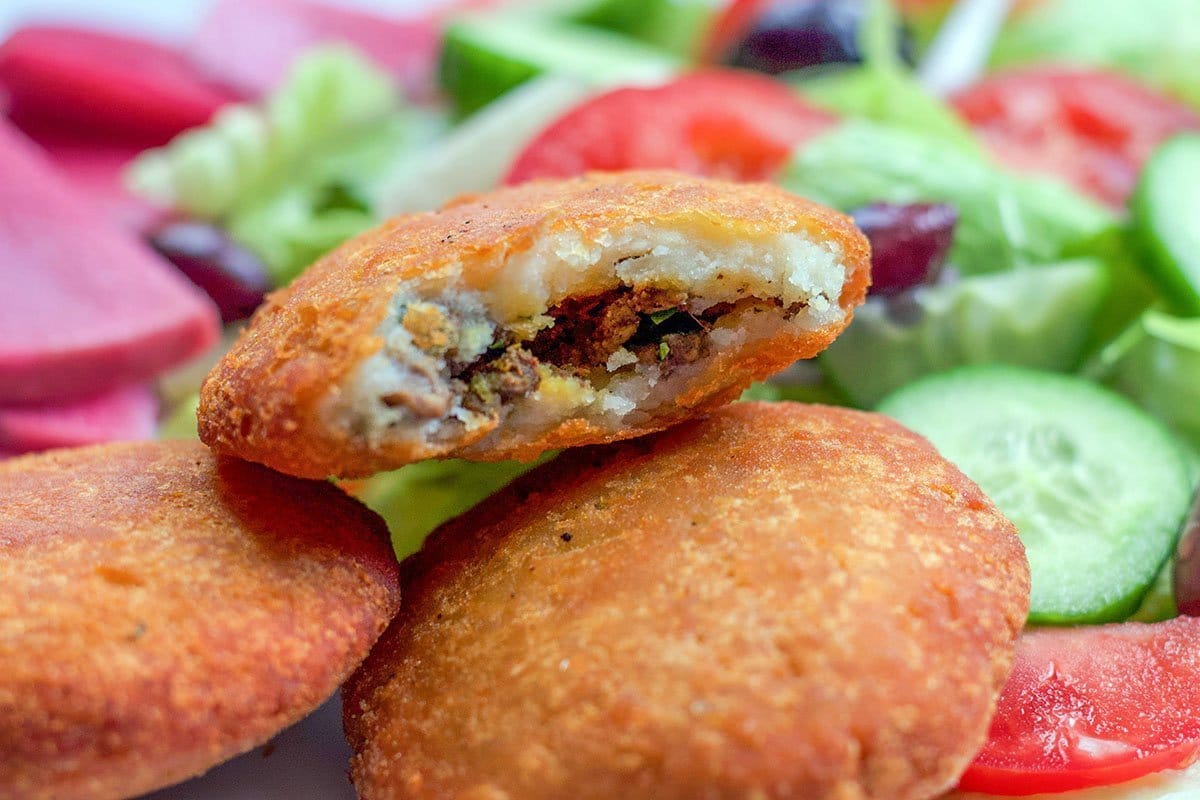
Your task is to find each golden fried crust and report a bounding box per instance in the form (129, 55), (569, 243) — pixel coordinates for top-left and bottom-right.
(344, 403), (1029, 800)
(198, 171), (871, 479)
(0, 441), (401, 800)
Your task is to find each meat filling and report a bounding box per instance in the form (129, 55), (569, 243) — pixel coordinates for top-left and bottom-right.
(526, 287), (689, 369)
(404, 287), (790, 419)
(461, 346), (541, 415)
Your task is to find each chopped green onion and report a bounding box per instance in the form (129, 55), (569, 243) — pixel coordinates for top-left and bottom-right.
(658, 341), (670, 360)
(648, 308), (678, 325)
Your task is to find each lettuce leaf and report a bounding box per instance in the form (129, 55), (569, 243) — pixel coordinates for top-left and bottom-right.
(1100, 310), (1200, 450)
(794, 67), (982, 154)
(568, 0), (717, 57)
(355, 458), (544, 558)
(128, 47), (438, 284)
(991, 0), (1200, 110)
(1069, 225), (1161, 356)
(781, 121), (1116, 275)
(1128, 438), (1200, 624)
(790, 0), (981, 154)
(157, 393), (201, 441)
(1129, 558), (1179, 623)
(822, 260), (1110, 407)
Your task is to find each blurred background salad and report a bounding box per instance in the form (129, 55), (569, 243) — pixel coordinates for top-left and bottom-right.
(3, 0), (1198, 567)
(4, 0), (1200, 798)
(3, 0), (1198, 590)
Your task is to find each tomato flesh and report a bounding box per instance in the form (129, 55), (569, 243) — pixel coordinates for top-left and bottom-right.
(957, 617), (1200, 795)
(952, 68), (1200, 208)
(702, 0), (772, 63)
(505, 70), (835, 185)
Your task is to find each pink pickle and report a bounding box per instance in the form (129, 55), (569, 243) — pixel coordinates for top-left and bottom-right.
(0, 384), (157, 455)
(15, 125), (161, 231)
(189, 0), (447, 101)
(0, 25), (238, 143)
(0, 120), (219, 404)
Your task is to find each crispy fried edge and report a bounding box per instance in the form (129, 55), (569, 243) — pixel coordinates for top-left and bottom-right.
(0, 441), (402, 799)
(197, 171), (871, 478)
(344, 404), (1029, 800)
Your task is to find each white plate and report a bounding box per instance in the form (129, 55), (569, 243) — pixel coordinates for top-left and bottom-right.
(142, 694), (357, 800)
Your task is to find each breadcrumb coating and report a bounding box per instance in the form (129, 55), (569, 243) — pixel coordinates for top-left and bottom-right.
(0, 441), (401, 800)
(344, 402), (1029, 800)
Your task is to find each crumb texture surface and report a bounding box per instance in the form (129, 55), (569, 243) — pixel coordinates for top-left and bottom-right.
(0, 440), (401, 800)
(345, 403), (1030, 800)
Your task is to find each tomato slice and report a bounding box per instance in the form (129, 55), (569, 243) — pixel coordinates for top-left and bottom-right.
(505, 70), (836, 185)
(957, 617), (1200, 796)
(952, 68), (1200, 208)
(702, 0), (772, 63)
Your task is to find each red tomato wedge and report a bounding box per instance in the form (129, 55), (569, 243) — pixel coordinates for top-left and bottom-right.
(702, 0), (771, 63)
(0, 26), (237, 143)
(952, 68), (1200, 208)
(505, 70), (836, 185)
(957, 617), (1200, 795)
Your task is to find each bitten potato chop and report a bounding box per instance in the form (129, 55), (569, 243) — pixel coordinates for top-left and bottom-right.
(199, 171), (870, 479)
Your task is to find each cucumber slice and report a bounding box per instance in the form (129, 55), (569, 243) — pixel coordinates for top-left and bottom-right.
(1133, 133), (1200, 316)
(439, 14), (678, 117)
(878, 365), (1193, 625)
(821, 259), (1108, 407)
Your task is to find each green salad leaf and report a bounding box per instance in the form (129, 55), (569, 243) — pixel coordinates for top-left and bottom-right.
(128, 47), (438, 285)
(781, 121), (1116, 275)
(794, 68), (981, 154)
(567, 0), (717, 57)
(861, 0), (904, 72)
(1100, 310), (1200, 450)
(1069, 225), (1161, 356)
(774, 378), (853, 406)
(739, 382), (782, 402)
(1128, 447), (1199, 624)
(822, 260), (1110, 407)
(791, 0), (980, 154)
(356, 458), (545, 558)
(157, 393), (201, 441)
(129, 47), (399, 219)
(1129, 557), (1179, 623)
(991, 0), (1200, 110)
(754, 361), (853, 406)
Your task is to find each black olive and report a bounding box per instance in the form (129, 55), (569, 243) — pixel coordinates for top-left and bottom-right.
(849, 202), (957, 296)
(726, 0), (915, 74)
(148, 220), (272, 323)
(1173, 488), (1200, 616)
